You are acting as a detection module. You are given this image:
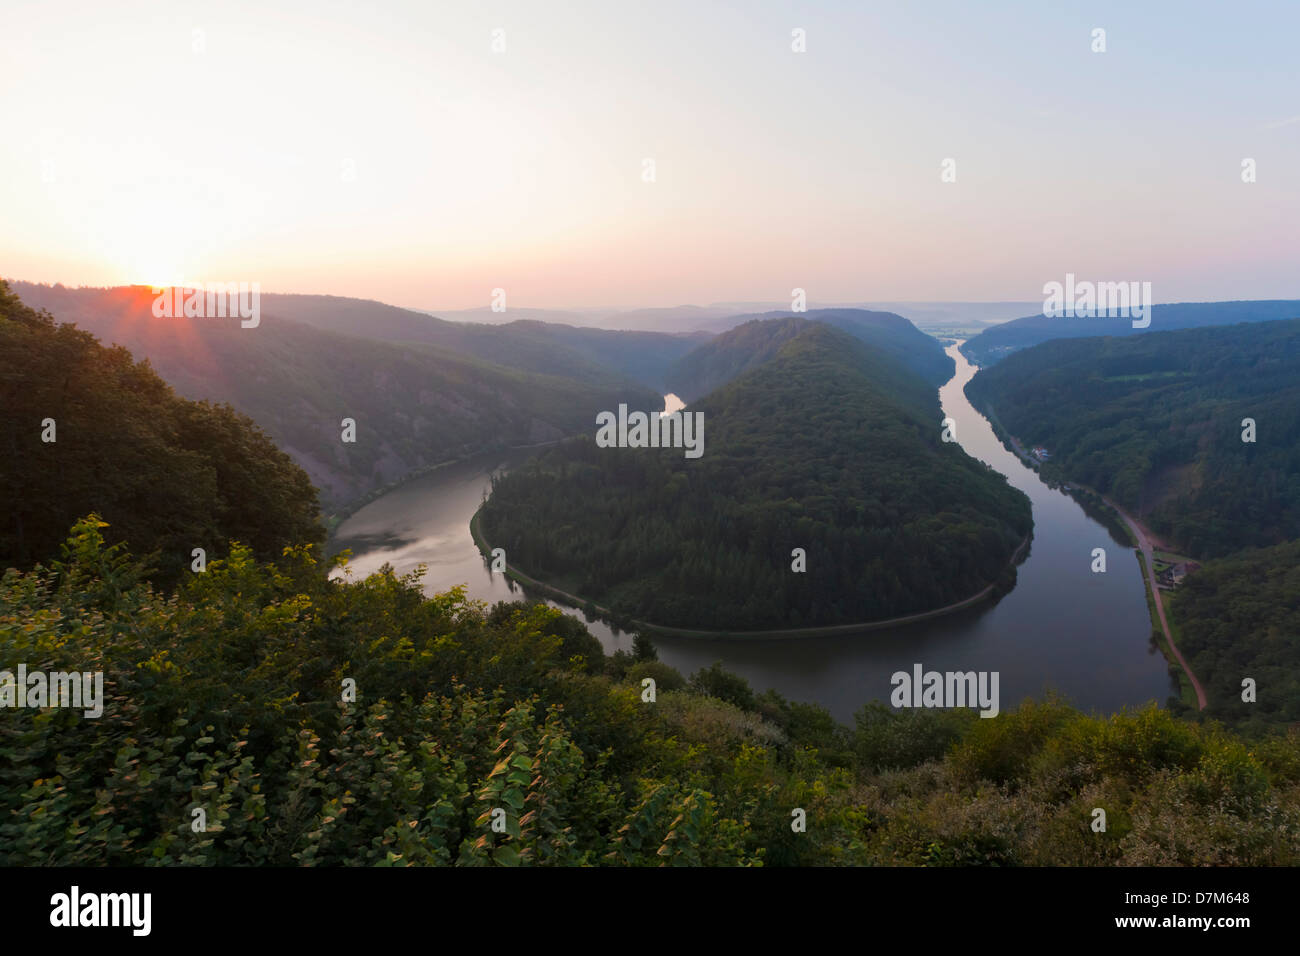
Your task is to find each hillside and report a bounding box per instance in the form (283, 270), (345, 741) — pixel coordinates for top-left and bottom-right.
(225, 290), (699, 390)
(481, 322), (1030, 630)
(0, 279), (322, 585)
(4, 289), (1296, 868)
(665, 314), (949, 405)
(964, 319), (1300, 559)
(478, 319), (703, 391)
(3, 518), (1296, 866)
(964, 320), (1300, 729)
(961, 300), (1300, 366)
(1169, 540), (1300, 732)
(8, 283), (661, 509)
(689, 308), (954, 389)
(664, 317), (814, 403)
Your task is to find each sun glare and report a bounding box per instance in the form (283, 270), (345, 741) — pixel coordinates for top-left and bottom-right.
(99, 211), (194, 292)
(125, 254), (187, 293)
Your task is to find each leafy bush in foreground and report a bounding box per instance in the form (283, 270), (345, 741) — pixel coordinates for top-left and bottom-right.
(2, 518), (1297, 866)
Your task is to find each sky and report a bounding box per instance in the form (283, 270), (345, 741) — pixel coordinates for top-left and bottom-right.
(2, 0), (1297, 311)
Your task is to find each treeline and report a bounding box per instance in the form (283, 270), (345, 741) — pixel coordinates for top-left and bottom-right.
(1169, 540), (1300, 732)
(218, 291), (703, 391)
(665, 309), (954, 403)
(965, 319), (1300, 559)
(664, 316), (812, 403)
(2, 518), (1297, 866)
(482, 323), (1030, 630)
(965, 319), (1300, 728)
(8, 279), (1296, 865)
(9, 282), (665, 509)
(0, 279), (323, 587)
(961, 300), (1300, 366)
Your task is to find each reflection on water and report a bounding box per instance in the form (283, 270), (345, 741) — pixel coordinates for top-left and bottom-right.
(331, 350), (1175, 723)
(329, 447), (628, 645)
(661, 392), (686, 415)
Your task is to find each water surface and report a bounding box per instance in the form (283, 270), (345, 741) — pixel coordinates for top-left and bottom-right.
(332, 363), (1175, 723)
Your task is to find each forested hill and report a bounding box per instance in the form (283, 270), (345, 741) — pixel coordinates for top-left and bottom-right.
(666, 315), (946, 406)
(7, 519), (1298, 865)
(481, 322), (1031, 630)
(14, 284), (701, 391)
(664, 317), (813, 403)
(689, 307), (953, 390)
(8, 282), (661, 509)
(5, 280), (1297, 866)
(961, 300), (1300, 366)
(964, 319), (1300, 730)
(1170, 540), (1300, 731)
(0, 279), (323, 586)
(964, 319), (1300, 559)
(251, 292), (703, 390)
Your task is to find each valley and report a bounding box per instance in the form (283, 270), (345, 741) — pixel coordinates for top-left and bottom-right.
(334, 341), (1175, 724)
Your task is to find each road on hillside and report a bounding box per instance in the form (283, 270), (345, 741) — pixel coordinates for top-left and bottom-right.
(1103, 498), (1208, 711)
(982, 410), (1207, 712)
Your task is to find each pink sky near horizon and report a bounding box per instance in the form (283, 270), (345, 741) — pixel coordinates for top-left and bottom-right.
(3, 0), (1297, 311)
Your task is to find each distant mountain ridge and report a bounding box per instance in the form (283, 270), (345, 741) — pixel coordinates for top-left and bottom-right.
(241, 292), (702, 391)
(961, 300), (1300, 366)
(10, 282), (661, 509)
(425, 301), (1038, 334)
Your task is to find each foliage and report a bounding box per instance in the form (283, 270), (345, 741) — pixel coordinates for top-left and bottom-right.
(668, 309), (955, 401)
(0, 279), (323, 587)
(3, 517), (1297, 866)
(8, 282), (665, 509)
(625, 660), (687, 693)
(962, 300), (1300, 366)
(1170, 540), (1300, 730)
(965, 319), (1300, 727)
(482, 322), (1030, 629)
(966, 318), (1300, 558)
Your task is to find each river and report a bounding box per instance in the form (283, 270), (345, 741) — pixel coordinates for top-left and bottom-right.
(331, 347), (1176, 723)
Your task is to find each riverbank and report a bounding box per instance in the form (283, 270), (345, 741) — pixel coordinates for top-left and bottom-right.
(1101, 497), (1208, 711)
(973, 399), (1206, 711)
(332, 344), (1174, 722)
(470, 506), (1030, 640)
(323, 438), (566, 537)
